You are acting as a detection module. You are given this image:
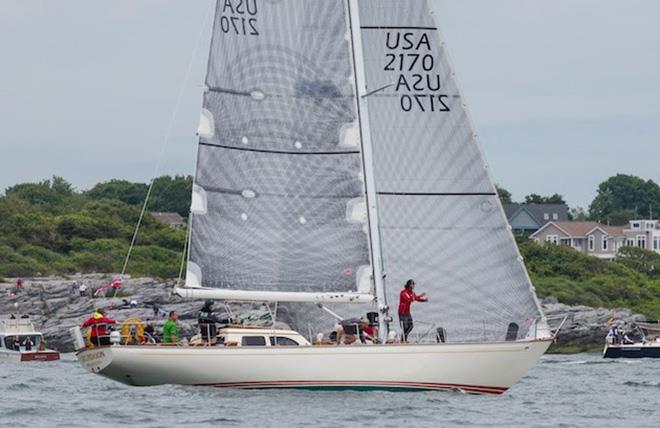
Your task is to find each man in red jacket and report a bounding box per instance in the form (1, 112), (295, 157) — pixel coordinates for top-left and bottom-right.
(81, 309), (117, 346)
(398, 279), (428, 343)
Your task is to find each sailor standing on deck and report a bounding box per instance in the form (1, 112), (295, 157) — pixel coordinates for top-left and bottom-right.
(398, 279), (428, 343)
(198, 300), (220, 344)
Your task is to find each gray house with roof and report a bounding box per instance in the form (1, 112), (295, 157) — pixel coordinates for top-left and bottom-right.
(503, 204), (569, 233)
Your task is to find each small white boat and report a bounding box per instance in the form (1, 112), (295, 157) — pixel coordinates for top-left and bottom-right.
(0, 316), (60, 362)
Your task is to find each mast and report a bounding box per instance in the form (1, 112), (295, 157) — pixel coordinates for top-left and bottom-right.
(348, 0), (390, 342)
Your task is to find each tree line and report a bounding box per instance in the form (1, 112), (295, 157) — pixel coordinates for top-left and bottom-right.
(0, 176), (190, 278)
(497, 173), (660, 225)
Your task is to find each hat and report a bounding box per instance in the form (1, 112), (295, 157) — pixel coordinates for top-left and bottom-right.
(204, 300), (215, 307)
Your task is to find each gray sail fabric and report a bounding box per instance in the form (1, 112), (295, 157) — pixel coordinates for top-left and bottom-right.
(189, 0), (370, 293)
(358, 0), (543, 342)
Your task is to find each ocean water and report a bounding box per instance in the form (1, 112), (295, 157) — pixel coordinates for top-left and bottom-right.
(1, 352), (658, 427)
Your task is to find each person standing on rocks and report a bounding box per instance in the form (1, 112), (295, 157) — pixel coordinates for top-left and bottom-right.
(78, 283), (87, 298)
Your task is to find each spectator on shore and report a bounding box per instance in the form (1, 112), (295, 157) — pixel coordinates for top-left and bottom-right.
(78, 283), (87, 297)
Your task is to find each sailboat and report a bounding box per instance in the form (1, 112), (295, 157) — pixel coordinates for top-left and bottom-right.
(74, 0), (553, 394)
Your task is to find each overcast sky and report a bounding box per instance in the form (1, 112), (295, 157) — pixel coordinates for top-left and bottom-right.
(1, 0), (659, 209)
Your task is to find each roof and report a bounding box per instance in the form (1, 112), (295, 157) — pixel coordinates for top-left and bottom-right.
(531, 221), (624, 238)
(0, 318), (40, 334)
(150, 212), (185, 225)
(504, 203), (569, 225)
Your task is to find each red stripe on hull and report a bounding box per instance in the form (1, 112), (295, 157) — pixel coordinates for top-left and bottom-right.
(199, 380), (508, 395)
(20, 352), (60, 362)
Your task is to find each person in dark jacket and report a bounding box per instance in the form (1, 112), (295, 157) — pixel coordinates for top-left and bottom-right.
(198, 300), (219, 343)
(81, 309), (117, 346)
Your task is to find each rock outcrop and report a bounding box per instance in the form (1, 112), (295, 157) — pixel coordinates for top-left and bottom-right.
(0, 275), (648, 352)
(0, 274), (271, 352)
(541, 297), (646, 346)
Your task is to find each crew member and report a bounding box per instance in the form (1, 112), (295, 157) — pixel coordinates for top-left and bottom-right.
(163, 311), (179, 343)
(81, 309), (117, 346)
(398, 279), (428, 343)
(198, 300), (219, 343)
(335, 317), (369, 345)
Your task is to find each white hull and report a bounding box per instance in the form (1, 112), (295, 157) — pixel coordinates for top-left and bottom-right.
(77, 339), (551, 394)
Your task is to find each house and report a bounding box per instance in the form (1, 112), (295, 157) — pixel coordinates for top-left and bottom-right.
(151, 212), (186, 229)
(622, 220), (660, 254)
(503, 203), (569, 233)
(530, 221), (625, 260)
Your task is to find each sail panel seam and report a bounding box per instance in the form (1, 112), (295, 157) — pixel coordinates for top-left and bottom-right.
(199, 141), (360, 156)
(360, 26), (437, 30)
(377, 192), (496, 196)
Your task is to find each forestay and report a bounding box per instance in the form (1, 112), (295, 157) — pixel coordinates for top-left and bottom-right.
(185, 0), (373, 301)
(357, 0), (543, 342)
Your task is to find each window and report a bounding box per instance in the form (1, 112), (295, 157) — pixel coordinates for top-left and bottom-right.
(602, 236), (608, 251)
(654, 236), (660, 250)
(631, 222), (640, 229)
(552, 213), (559, 220)
(241, 336), (266, 346)
(545, 235), (558, 245)
(646, 222), (655, 230)
(588, 235), (594, 251)
(543, 213), (549, 220)
(269, 336), (299, 346)
(637, 235), (646, 249)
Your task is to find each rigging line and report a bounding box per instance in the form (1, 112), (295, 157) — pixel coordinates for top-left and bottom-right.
(118, 1), (214, 290)
(198, 141), (360, 156)
(377, 192), (497, 196)
(176, 223), (190, 287)
(361, 82), (395, 98)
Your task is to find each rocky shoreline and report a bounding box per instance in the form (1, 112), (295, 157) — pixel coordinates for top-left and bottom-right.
(0, 275), (646, 353)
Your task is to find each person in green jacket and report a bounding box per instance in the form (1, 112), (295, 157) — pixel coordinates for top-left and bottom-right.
(162, 310), (179, 343)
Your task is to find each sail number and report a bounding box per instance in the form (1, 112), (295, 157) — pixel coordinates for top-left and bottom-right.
(219, 0), (259, 36)
(383, 31), (450, 112)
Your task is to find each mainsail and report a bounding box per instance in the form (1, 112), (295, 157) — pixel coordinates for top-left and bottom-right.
(184, 0), (374, 302)
(356, 0), (544, 342)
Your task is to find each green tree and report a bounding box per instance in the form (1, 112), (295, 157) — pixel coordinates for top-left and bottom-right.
(5, 176), (74, 206)
(589, 174), (660, 222)
(569, 206), (589, 221)
(524, 193), (566, 204)
(617, 246), (660, 278)
(86, 179), (148, 205)
(495, 184), (513, 204)
(148, 175), (193, 217)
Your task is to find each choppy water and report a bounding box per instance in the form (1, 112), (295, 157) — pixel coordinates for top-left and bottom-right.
(1, 352), (658, 427)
